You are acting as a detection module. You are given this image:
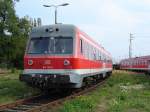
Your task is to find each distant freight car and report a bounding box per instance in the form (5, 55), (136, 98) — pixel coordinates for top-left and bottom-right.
(20, 24), (112, 90)
(120, 56), (150, 75)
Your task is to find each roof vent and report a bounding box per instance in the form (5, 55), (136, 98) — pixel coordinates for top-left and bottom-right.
(45, 28), (49, 32)
(56, 28), (59, 32)
(45, 28), (54, 33)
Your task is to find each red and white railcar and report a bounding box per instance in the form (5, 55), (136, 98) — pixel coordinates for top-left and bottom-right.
(120, 56), (150, 74)
(20, 24), (112, 89)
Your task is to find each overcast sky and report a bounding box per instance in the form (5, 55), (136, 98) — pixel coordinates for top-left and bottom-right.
(15, 0), (150, 61)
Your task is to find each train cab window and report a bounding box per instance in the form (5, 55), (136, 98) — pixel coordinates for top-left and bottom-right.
(80, 39), (83, 54)
(28, 37), (49, 54)
(53, 37), (73, 54)
(27, 37), (73, 55)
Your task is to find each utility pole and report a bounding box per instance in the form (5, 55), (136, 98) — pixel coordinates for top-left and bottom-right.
(55, 7), (57, 24)
(129, 33), (134, 58)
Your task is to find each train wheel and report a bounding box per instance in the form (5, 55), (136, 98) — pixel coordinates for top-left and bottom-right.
(102, 73), (106, 79)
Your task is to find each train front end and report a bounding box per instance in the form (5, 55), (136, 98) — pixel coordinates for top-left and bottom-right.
(20, 24), (80, 89)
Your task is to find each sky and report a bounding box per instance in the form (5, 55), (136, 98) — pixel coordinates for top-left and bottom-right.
(15, 0), (150, 62)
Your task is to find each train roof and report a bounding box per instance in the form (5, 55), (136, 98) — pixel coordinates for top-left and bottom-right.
(121, 55), (150, 62)
(30, 24), (111, 58)
(77, 28), (111, 58)
(31, 24), (76, 31)
(30, 24), (76, 37)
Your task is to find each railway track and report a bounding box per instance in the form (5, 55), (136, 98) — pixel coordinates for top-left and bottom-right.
(114, 70), (146, 75)
(0, 78), (107, 112)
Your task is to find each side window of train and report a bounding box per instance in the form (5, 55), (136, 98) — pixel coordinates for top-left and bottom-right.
(86, 43), (89, 59)
(103, 55), (105, 62)
(80, 39), (83, 54)
(146, 61), (147, 65)
(104, 55), (106, 62)
(142, 60), (144, 65)
(83, 41), (86, 58)
(138, 61), (140, 65)
(94, 48), (96, 60)
(92, 46), (94, 60)
(101, 52), (104, 61)
(101, 54), (103, 61)
(91, 46), (93, 60)
(93, 47), (95, 60)
(96, 49), (99, 60)
(144, 60), (146, 65)
(100, 52), (102, 60)
(83, 40), (85, 57)
(105, 56), (107, 62)
(88, 44), (90, 59)
(98, 51), (101, 60)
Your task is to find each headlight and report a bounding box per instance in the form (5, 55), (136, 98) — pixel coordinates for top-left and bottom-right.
(28, 60), (33, 65)
(64, 59), (70, 66)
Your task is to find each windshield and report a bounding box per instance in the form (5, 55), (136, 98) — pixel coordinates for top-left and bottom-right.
(27, 37), (73, 54)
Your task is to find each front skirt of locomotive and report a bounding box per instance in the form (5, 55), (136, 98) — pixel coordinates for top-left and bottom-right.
(19, 70), (83, 89)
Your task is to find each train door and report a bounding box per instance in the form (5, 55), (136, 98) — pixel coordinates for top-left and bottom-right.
(88, 44), (92, 75)
(89, 44), (92, 75)
(147, 60), (150, 75)
(147, 60), (150, 69)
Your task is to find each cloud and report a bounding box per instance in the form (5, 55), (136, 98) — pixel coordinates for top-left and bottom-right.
(129, 0), (150, 6)
(98, 0), (140, 29)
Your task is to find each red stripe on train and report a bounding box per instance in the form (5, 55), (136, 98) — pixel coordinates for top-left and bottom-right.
(24, 57), (112, 69)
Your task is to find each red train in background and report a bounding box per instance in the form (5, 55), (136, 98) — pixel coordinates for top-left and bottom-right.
(20, 24), (112, 90)
(120, 56), (150, 75)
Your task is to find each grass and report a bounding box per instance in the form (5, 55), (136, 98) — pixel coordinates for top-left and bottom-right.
(57, 71), (150, 112)
(0, 70), (149, 111)
(0, 70), (40, 104)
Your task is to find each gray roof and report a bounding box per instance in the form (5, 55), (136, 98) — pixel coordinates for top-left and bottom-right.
(30, 24), (76, 38)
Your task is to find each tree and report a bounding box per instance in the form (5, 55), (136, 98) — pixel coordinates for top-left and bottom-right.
(0, 0), (31, 68)
(0, 0), (17, 37)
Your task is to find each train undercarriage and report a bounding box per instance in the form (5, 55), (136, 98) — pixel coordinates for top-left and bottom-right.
(20, 71), (112, 90)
